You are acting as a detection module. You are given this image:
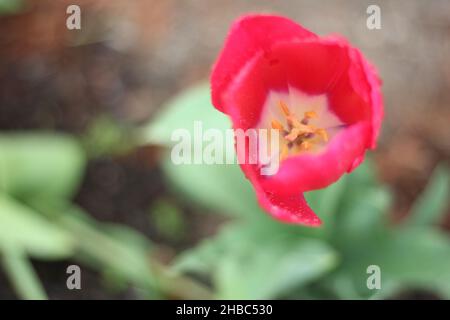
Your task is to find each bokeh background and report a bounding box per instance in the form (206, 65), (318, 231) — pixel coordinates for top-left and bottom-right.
(0, 0), (449, 300)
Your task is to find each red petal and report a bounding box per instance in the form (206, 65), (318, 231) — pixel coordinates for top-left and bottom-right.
(257, 190), (321, 226)
(241, 161), (321, 226)
(211, 14), (316, 113)
(224, 38), (378, 130)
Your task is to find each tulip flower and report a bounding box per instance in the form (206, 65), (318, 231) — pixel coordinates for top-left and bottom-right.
(211, 14), (383, 226)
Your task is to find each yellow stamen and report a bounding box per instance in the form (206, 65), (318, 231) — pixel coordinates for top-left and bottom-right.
(285, 127), (301, 142)
(280, 143), (289, 161)
(271, 100), (329, 161)
(299, 141), (311, 151)
(315, 128), (328, 142)
(288, 116), (315, 133)
(304, 111), (318, 119)
(271, 119), (284, 130)
(279, 100), (291, 116)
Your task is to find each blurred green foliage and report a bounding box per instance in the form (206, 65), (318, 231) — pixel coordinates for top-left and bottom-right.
(82, 116), (135, 158)
(0, 0), (24, 15)
(0, 83), (448, 300)
(144, 83), (450, 299)
(0, 133), (209, 300)
(0, 134), (85, 201)
(149, 199), (186, 241)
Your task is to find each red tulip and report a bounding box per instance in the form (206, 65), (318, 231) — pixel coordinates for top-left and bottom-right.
(210, 14), (383, 226)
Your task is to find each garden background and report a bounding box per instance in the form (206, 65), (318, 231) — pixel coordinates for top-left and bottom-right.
(0, 0), (449, 299)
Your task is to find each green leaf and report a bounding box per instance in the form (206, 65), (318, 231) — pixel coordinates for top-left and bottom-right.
(330, 159), (391, 244)
(335, 187), (391, 243)
(327, 227), (450, 299)
(1, 247), (47, 300)
(149, 199), (186, 240)
(217, 239), (337, 299)
(162, 156), (262, 218)
(407, 164), (449, 226)
(82, 116), (134, 158)
(305, 176), (347, 233)
(39, 204), (211, 299)
(141, 83), (231, 147)
(0, 194), (75, 259)
(380, 228), (450, 298)
(174, 222), (337, 299)
(59, 206), (155, 289)
(0, 133), (86, 201)
(142, 83), (260, 218)
(172, 224), (239, 275)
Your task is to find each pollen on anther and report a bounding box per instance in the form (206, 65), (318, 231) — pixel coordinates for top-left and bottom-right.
(316, 128), (329, 142)
(271, 119), (284, 130)
(304, 111), (318, 119)
(270, 102), (330, 160)
(285, 127), (301, 142)
(299, 141), (311, 151)
(279, 100), (291, 116)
